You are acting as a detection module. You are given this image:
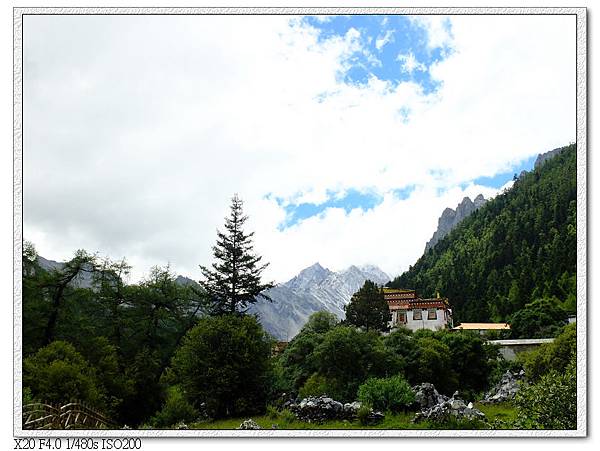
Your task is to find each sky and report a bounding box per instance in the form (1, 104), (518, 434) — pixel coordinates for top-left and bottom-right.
(22, 13), (576, 284)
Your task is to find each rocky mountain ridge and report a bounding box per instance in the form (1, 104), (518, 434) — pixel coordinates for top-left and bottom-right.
(249, 262), (390, 340)
(424, 194), (486, 254)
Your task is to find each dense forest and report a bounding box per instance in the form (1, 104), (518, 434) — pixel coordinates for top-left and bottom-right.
(389, 144), (577, 333)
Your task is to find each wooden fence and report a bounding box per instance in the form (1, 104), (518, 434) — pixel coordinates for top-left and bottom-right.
(22, 402), (117, 430)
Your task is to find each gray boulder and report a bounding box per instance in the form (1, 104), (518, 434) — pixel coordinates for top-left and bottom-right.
(288, 396), (383, 423)
(238, 419), (261, 430)
(413, 390), (486, 424)
(481, 370), (523, 404)
(412, 383), (448, 409)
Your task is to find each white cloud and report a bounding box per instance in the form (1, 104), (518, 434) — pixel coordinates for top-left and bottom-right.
(375, 29), (394, 51)
(23, 14), (576, 284)
(397, 52), (427, 74)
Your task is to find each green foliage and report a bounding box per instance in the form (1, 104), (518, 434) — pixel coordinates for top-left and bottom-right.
(357, 375), (415, 413)
(169, 314), (272, 418)
(415, 337), (457, 395)
(344, 280), (391, 332)
(23, 341), (105, 409)
(439, 331), (496, 398)
(301, 311), (339, 335)
(356, 403), (374, 426)
(515, 355), (577, 429)
(199, 194), (274, 314)
(276, 330), (325, 394)
(23, 387), (35, 405)
(509, 298), (567, 339)
(311, 326), (402, 401)
(518, 323), (576, 382)
(389, 144), (576, 324)
(299, 374), (332, 399)
(151, 385), (200, 428)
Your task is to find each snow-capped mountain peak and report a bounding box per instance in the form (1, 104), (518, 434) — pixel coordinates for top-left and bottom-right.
(249, 262), (391, 340)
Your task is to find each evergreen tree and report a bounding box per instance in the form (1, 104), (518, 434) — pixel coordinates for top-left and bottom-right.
(344, 280), (391, 332)
(199, 194), (274, 314)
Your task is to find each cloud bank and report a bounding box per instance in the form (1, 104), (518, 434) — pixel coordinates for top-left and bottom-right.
(23, 14), (575, 283)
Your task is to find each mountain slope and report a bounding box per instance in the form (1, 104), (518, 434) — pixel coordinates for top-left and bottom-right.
(389, 144), (576, 324)
(249, 263), (390, 340)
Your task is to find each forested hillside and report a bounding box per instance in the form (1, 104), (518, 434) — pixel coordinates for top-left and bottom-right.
(389, 144), (577, 327)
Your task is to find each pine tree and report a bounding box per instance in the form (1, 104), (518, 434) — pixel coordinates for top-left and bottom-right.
(199, 194), (274, 315)
(344, 280), (391, 332)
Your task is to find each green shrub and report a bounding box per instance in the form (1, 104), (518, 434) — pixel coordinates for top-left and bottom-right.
(150, 385), (200, 428)
(266, 405), (279, 420)
(514, 355), (577, 429)
(518, 323), (576, 382)
(279, 409), (296, 425)
(357, 375), (415, 413)
(298, 373), (332, 399)
(356, 403), (373, 426)
(311, 326), (402, 401)
(169, 314), (272, 419)
(23, 341), (105, 410)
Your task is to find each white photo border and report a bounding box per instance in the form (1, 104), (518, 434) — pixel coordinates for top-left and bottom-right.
(13, 6), (587, 438)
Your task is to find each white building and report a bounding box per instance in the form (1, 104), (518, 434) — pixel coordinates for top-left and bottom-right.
(385, 288), (453, 332)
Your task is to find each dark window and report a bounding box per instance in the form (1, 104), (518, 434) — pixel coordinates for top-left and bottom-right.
(428, 308), (437, 320)
(413, 309), (422, 320)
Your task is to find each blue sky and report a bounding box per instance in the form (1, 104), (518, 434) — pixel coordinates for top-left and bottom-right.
(277, 154), (538, 229)
(304, 15), (452, 94)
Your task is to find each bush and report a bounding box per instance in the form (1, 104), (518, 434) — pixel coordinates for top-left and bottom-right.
(169, 314), (272, 418)
(518, 323), (576, 381)
(298, 373), (332, 399)
(311, 327), (402, 401)
(415, 337), (458, 395)
(356, 403), (373, 426)
(151, 385), (200, 428)
(357, 375), (415, 413)
(439, 331), (497, 399)
(514, 355), (577, 429)
(23, 341), (106, 410)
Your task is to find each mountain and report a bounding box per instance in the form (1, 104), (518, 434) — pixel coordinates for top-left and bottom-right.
(534, 146), (566, 169)
(424, 194), (486, 253)
(36, 255), (95, 288)
(390, 144), (576, 324)
(249, 263), (390, 340)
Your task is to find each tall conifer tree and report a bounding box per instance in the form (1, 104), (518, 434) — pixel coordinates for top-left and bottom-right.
(199, 194), (274, 314)
(345, 280), (391, 332)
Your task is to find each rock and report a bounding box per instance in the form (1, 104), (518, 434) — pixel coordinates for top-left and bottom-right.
(534, 147), (564, 169)
(481, 370), (523, 404)
(238, 419), (261, 430)
(424, 195), (486, 253)
(175, 422), (188, 430)
(412, 383), (448, 409)
(413, 384), (486, 425)
(287, 396), (380, 423)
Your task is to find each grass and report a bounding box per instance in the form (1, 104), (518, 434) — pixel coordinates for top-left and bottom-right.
(188, 403), (518, 430)
(475, 401), (518, 426)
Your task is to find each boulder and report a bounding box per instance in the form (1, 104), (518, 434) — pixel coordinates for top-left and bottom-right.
(287, 396), (383, 423)
(413, 389), (486, 424)
(412, 383), (448, 409)
(481, 370), (523, 404)
(238, 419), (261, 430)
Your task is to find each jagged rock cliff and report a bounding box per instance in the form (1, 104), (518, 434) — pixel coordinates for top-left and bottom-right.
(424, 194), (486, 254)
(534, 146), (566, 169)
